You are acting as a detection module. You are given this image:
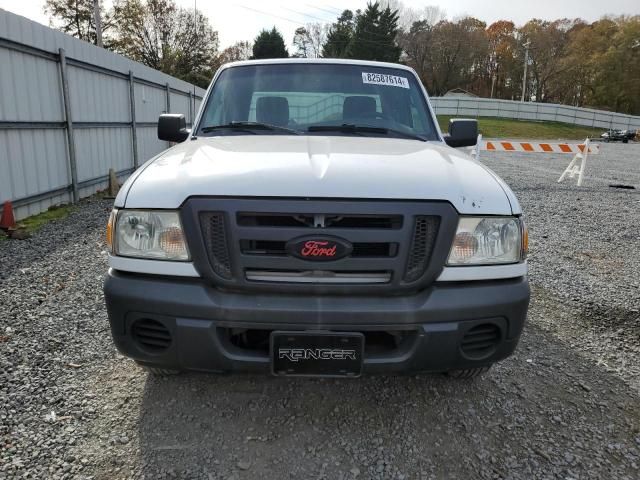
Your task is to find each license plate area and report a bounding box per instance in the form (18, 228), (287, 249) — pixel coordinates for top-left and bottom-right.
(270, 331), (364, 377)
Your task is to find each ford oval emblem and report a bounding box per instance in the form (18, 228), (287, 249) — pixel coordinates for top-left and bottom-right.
(286, 236), (353, 261)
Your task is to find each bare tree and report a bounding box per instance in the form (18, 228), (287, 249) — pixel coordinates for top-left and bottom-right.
(212, 41), (252, 72)
(293, 23), (328, 58)
(45, 0), (113, 45)
(111, 0), (218, 87)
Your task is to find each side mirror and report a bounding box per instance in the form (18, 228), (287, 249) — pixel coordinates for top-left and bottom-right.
(158, 114), (190, 142)
(443, 118), (478, 148)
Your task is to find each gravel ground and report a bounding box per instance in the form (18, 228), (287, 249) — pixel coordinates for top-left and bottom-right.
(1, 141), (639, 480)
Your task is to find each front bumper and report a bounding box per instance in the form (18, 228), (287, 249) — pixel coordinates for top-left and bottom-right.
(104, 269), (530, 374)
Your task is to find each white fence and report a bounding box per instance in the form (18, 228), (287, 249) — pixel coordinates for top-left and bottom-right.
(430, 97), (640, 131)
(0, 9), (206, 220)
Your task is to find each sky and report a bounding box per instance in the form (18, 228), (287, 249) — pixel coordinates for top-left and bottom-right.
(1, 0), (639, 50)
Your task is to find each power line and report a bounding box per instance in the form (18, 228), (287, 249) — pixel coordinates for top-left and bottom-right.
(305, 3), (343, 16)
(236, 4), (303, 25)
(281, 6), (334, 24)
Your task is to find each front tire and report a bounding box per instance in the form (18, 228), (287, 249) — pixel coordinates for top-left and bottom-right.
(447, 366), (492, 379)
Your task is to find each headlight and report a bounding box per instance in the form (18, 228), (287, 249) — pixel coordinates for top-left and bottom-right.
(111, 209), (189, 261)
(447, 217), (525, 265)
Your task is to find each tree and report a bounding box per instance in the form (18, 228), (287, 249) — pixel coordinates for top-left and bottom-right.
(348, 2), (402, 62)
(110, 0), (218, 88)
(591, 17), (640, 113)
(211, 41), (252, 73)
(415, 17), (488, 96)
(517, 19), (577, 102)
(560, 16), (640, 113)
(485, 21), (519, 99)
(397, 19), (436, 90)
(293, 23), (327, 58)
(251, 27), (288, 59)
(44, 0), (113, 45)
(322, 10), (355, 58)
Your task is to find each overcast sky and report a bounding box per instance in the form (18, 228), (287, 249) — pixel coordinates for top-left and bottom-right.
(1, 0), (639, 49)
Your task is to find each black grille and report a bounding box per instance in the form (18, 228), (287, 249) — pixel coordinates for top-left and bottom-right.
(132, 319), (172, 352)
(460, 324), (501, 359)
(404, 216), (440, 282)
(200, 212), (232, 279)
(187, 199), (455, 293)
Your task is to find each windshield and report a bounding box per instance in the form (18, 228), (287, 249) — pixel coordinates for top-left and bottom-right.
(196, 63), (439, 141)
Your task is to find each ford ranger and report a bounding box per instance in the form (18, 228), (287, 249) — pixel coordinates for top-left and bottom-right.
(104, 59), (530, 378)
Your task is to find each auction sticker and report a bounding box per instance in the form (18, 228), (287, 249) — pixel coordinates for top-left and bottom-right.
(361, 72), (410, 89)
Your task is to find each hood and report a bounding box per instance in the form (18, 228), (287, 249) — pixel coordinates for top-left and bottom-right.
(118, 135), (518, 215)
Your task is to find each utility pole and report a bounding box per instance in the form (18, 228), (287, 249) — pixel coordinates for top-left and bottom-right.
(93, 0), (103, 48)
(521, 41), (530, 102)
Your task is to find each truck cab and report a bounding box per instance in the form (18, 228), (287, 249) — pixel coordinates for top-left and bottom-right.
(104, 59), (529, 378)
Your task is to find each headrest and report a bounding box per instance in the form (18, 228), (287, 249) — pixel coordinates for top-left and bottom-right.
(343, 96), (377, 120)
(256, 96), (290, 126)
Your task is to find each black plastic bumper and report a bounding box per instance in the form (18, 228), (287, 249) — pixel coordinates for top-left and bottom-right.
(104, 269), (530, 374)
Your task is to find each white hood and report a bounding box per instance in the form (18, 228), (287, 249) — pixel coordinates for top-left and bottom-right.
(117, 136), (519, 215)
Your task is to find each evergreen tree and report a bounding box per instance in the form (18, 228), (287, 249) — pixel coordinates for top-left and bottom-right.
(348, 2), (401, 62)
(322, 10), (355, 58)
(251, 27), (289, 59)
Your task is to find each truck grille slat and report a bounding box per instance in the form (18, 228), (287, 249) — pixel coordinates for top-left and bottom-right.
(237, 213), (402, 229)
(245, 270), (392, 284)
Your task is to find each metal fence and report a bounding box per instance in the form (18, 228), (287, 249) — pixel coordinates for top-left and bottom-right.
(0, 9), (206, 220)
(430, 97), (640, 131)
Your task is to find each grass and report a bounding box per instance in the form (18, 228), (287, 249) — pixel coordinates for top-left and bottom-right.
(437, 116), (603, 140)
(14, 204), (75, 236)
(1, 204), (75, 241)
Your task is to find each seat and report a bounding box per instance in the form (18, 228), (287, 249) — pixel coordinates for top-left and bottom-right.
(256, 96), (290, 126)
(343, 96), (377, 121)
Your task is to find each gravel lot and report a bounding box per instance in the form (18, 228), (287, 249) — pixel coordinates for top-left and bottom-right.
(1, 141), (639, 480)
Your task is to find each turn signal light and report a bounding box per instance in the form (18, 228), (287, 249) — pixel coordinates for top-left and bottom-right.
(106, 209), (116, 252)
(521, 220), (529, 259)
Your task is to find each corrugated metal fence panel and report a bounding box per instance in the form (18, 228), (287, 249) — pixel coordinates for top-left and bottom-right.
(74, 128), (132, 182)
(0, 128), (71, 219)
(0, 8), (205, 221)
(170, 92), (190, 119)
(67, 65), (131, 122)
(430, 97), (640, 129)
(0, 48), (63, 122)
(135, 83), (170, 122)
(137, 126), (168, 164)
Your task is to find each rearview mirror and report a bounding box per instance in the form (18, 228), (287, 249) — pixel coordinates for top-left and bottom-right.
(443, 119), (478, 148)
(158, 114), (190, 142)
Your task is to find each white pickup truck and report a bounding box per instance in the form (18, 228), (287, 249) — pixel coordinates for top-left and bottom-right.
(104, 59), (529, 378)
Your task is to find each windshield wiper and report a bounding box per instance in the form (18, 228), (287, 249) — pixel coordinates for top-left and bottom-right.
(308, 124), (427, 142)
(200, 121), (301, 135)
